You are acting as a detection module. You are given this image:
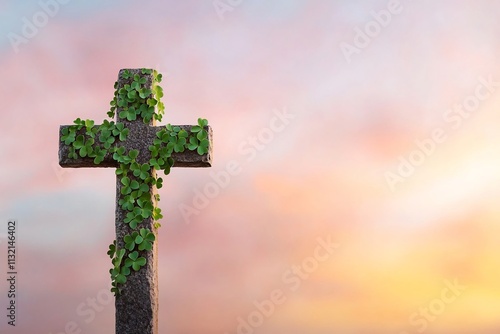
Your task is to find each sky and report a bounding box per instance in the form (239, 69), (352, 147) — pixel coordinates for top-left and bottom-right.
(1, 0), (500, 333)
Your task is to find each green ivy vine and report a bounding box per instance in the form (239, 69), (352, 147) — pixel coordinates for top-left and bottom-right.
(60, 68), (210, 295)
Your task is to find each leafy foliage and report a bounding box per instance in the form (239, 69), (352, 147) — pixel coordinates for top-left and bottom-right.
(60, 69), (210, 295)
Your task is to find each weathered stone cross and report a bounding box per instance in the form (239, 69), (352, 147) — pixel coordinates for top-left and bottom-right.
(58, 69), (212, 334)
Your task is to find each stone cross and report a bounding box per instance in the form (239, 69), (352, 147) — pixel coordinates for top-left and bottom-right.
(58, 69), (213, 334)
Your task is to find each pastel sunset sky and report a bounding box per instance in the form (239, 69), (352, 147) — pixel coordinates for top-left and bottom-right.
(1, 1), (500, 333)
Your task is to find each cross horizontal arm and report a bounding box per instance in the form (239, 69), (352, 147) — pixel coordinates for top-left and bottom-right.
(59, 125), (213, 168)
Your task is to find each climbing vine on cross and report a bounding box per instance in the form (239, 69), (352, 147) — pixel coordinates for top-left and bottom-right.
(60, 68), (210, 295)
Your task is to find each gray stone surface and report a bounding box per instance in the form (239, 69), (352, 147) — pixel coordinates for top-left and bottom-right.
(58, 124), (213, 168)
(58, 69), (213, 334)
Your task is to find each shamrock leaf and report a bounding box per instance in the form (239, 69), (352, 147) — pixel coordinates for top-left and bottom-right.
(119, 107), (138, 121)
(136, 197), (153, 219)
(155, 177), (164, 189)
(198, 118), (209, 127)
(120, 176), (138, 195)
(124, 232), (140, 251)
(73, 135), (85, 150)
(113, 265), (130, 285)
(122, 69), (132, 79)
(150, 158), (165, 170)
(99, 129), (116, 149)
(116, 163), (128, 177)
(113, 146), (127, 163)
(68, 147), (78, 159)
(138, 228), (155, 251)
(77, 137), (94, 158)
(124, 210), (142, 229)
(61, 127), (76, 145)
(112, 123), (129, 141)
(125, 251), (147, 271)
(73, 118), (85, 130)
(196, 129), (208, 141)
(147, 98), (157, 107)
(174, 137), (186, 153)
(133, 163), (150, 180)
(107, 241), (116, 258)
(119, 193), (135, 211)
(153, 85), (163, 99)
(187, 137), (199, 151)
(93, 147), (106, 164)
(197, 138), (210, 155)
(153, 207), (163, 221)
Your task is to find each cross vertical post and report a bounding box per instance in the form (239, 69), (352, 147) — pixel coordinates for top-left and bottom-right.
(58, 69), (213, 334)
(114, 70), (158, 334)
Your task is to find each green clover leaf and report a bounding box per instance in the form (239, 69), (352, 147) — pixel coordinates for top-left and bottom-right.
(122, 69), (132, 79)
(125, 251), (147, 271)
(112, 123), (130, 141)
(138, 228), (155, 251)
(107, 241), (116, 258)
(61, 127), (76, 145)
(133, 163), (150, 180)
(153, 207), (163, 221)
(93, 147), (106, 164)
(198, 138), (210, 155)
(119, 194), (135, 211)
(198, 118), (209, 127)
(187, 137), (199, 151)
(124, 232), (140, 251)
(197, 129), (208, 141)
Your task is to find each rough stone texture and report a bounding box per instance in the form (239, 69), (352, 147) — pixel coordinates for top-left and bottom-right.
(115, 172), (158, 334)
(58, 125), (213, 168)
(58, 69), (213, 334)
